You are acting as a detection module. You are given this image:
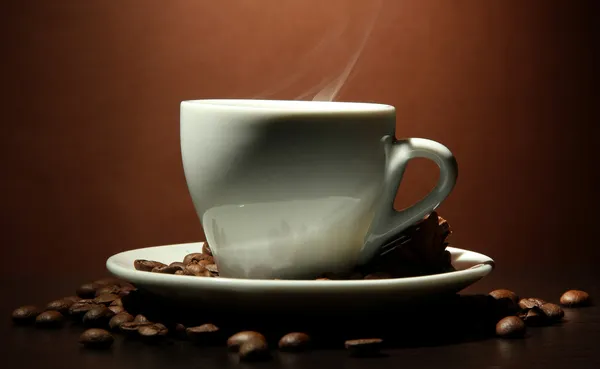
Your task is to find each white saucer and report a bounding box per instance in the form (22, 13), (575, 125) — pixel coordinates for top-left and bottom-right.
(106, 242), (494, 312)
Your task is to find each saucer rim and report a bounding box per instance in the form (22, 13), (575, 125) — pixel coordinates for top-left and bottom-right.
(106, 242), (494, 290)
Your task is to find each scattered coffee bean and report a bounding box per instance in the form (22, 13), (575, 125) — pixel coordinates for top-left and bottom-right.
(496, 316), (526, 338)
(560, 290), (591, 307)
(174, 270), (185, 275)
(278, 332), (311, 352)
(109, 298), (123, 307)
(35, 311), (64, 329)
(186, 323), (220, 344)
(76, 283), (98, 299)
(520, 307), (547, 327)
(202, 243), (213, 256)
(138, 323), (169, 342)
(108, 305), (125, 315)
(540, 303), (564, 322)
(118, 285), (136, 297)
(205, 264), (219, 276)
(119, 321), (152, 337)
(364, 272), (393, 280)
(45, 299), (74, 315)
(134, 314), (150, 323)
(79, 328), (114, 349)
(344, 338), (383, 357)
(83, 306), (115, 327)
(134, 259), (167, 272)
(183, 253), (212, 265)
(11, 305), (41, 325)
(68, 300), (100, 319)
(489, 289), (519, 304)
(93, 293), (120, 306)
(109, 312), (134, 331)
(518, 297), (546, 310)
(185, 263), (210, 277)
(169, 262), (187, 269)
(227, 331), (267, 352)
(151, 265), (183, 274)
(239, 339), (270, 362)
(95, 285), (121, 297)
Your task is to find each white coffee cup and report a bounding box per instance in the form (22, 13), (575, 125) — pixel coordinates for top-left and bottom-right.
(180, 100), (458, 279)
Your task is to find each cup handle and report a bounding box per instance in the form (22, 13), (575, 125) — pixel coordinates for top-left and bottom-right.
(358, 136), (458, 265)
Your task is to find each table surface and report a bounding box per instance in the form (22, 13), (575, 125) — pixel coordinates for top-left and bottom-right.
(2, 260), (599, 369)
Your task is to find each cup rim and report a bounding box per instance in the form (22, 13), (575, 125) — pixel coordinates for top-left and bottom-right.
(181, 99), (395, 114)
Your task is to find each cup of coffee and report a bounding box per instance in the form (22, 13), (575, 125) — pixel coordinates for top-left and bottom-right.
(181, 100), (458, 279)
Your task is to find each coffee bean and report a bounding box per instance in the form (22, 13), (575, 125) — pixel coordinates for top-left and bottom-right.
(540, 303), (564, 322)
(174, 323), (187, 339)
(11, 305), (41, 325)
(364, 273), (393, 280)
(278, 332), (311, 352)
(560, 290), (591, 307)
(95, 285), (121, 297)
(83, 306), (115, 327)
(134, 259), (167, 272)
(119, 321), (152, 337)
(134, 314), (150, 323)
(174, 270), (185, 275)
(68, 300), (100, 319)
(518, 297), (546, 310)
(185, 263), (210, 277)
(109, 312), (134, 331)
(344, 338), (383, 357)
(79, 328), (114, 349)
(151, 265), (183, 274)
(205, 264), (219, 276)
(45, 299), (75, 315)
(138, 323), (169, 343)
(108, 305), (125, 315)
(489, 289), (519, 304)
(186, 323), (220, 344)
(35, 311), (64, 329)
(169, 262), (186, 269)
(239, 339), (270, 362)
(118, 285), (136, 297)
(520, 307), (547, 326)
(227, 331), (267, 352)
(76, 283), (98, 299)
(202, 243), (213, 256)
(495, 316), (526, 338)
(183, 253), (212, 265)
(93, 293), (120, 306)
(109, 298), (123, 307)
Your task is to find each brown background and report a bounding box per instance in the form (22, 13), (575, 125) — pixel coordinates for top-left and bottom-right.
(1, 0), (599, 286)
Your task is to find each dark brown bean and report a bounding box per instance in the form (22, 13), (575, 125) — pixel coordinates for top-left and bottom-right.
(138, 323), (169, 342)
(45, 299), (74, 315)
(169, 262), (186, 269)
(93, 293), (120, 306)
(35, 311), (64, 328)
(79, 328), (114, 349)
(76, 283), (98, 299)
(11, 305), (41, 325)
(239, 339), (270, 362)
(185, 263), (210, 277)
(518, 297), (546, 310)
(560, 290), (591, 307)
(174, 323), (187, 339)
(68, 300), (100, 319)
(134, 259), (167, 272)
(95, 285), (121, 297)
(344, 338), (383, 357)
(202, 243), (213, 256)
(109, 298), (123, 307)
(174, 270), (185, 275)
(151, 265), (183, 274)
(205, 264), (219, 276)
(278, 332), (311, 352)
(489, 289), (519, 304)
(108, 312), (134, 331)
(540, 303), (564, 322)
(119, 321), (152, 337)
(83, 306), (115, 327)
(496, 316), (526, 338)
(134, 314), (150, 323)
(520, 307), (547, 326)
(186, 324), (220, 344)
(183, 253), (212, 265)
(227, 331), (267, 352)
(108, 305), (125, 315)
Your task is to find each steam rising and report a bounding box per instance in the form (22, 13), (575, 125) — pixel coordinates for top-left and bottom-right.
(252, 1), (383, 102)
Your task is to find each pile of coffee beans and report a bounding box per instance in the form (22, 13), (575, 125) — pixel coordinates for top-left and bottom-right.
(11, 275), (592, 361)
